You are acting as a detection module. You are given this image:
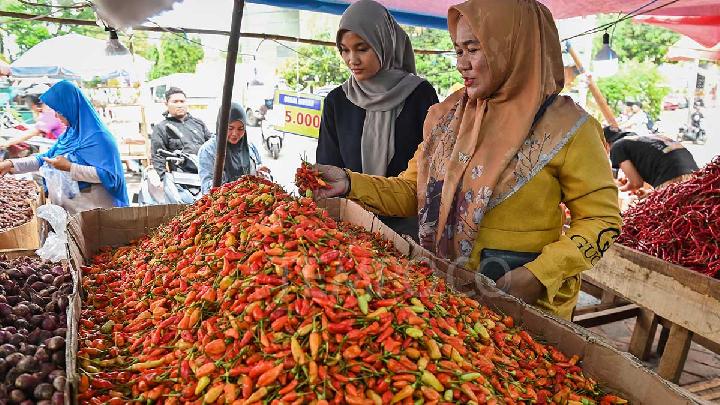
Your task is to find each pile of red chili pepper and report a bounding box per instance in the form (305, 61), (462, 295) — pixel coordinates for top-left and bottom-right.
(618, 156), (720, 277)
(77, 177), (627, 405)
(295, 161), (330, 198)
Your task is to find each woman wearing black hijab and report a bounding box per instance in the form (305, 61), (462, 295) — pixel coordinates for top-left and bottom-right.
(198, 103), (265, 193)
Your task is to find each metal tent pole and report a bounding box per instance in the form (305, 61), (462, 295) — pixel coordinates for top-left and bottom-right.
(213, 0), (246, 187)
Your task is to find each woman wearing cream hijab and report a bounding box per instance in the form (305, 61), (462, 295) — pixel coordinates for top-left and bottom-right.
(317, 0), (621, 319)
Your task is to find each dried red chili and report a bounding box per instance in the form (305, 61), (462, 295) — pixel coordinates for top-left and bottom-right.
(619, 156), (720, 277)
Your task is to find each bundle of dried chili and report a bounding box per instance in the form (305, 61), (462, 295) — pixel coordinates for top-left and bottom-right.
(618, 156), (720, 277)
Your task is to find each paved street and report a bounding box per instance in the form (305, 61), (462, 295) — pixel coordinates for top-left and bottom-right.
(660, 106), (720, 167)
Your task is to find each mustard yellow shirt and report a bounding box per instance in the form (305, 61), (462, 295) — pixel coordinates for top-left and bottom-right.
(346, 117), (621, 319)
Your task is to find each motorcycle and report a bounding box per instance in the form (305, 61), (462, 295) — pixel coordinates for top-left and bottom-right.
(260, 115), (284, 160)
(678, 106), (707, 144)
(136, 149), (202, 205)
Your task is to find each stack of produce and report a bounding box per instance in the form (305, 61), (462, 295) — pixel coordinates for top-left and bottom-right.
(0, 178), (38, 232)
(0, 255), (71, 404)
(78, 177), (626, 404)
(618, 156), (720, 277)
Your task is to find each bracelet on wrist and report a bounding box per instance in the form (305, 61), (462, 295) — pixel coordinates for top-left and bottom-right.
(341, 169), (351, 198)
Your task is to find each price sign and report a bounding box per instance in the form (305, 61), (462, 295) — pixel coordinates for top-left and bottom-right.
(273, 90), (324, 138)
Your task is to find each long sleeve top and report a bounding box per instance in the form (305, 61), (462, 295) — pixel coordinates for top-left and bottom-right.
(198, 137), (262, 195)
(316, 80), (439, 177)
(150, 113), (212, 177)
(344, 118), (622, 319)
(10, 157), (114, 215)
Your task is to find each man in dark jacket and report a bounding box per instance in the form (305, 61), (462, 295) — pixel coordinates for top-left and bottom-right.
(150, 87), (212, 177)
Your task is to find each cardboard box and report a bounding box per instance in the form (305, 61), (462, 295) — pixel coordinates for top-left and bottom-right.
(0, 183), (45, 250)
(66, 200), (703, 404)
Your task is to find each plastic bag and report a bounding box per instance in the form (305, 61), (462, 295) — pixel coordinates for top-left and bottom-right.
(36, 204), (69, 262)
(162, 172), (183, 204)
(39, 164), (80, 204)
(138, 167), (168, 205)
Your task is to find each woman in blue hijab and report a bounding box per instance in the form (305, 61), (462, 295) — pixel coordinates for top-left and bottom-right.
(0, 81), (128, 213)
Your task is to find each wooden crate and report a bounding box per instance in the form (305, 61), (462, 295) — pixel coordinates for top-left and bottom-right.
(65, 201), (702, 404)
(0, 181), (46, 250)
(577, 244), (720, 384)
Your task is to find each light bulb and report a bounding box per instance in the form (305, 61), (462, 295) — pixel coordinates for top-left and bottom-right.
(106, 28), (130, 56)
(594, 32), (619, 78)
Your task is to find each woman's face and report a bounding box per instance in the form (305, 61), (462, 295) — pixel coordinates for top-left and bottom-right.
(55, 111), (69, 127)
(454, 16), (491, 100)
(29, 103), (43, 116)
(339, 31), (381, 81)
(227, 120), (246, 145)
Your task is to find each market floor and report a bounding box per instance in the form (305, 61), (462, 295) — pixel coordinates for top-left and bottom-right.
(589, 318), (720, 402)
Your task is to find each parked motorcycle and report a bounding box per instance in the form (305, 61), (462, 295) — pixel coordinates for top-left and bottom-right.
(260, 115), (284, 160)
(678, 104), (707, 145)
(136, 149), (201, 205)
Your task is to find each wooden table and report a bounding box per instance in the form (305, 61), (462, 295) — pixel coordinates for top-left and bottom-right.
(575, 244), (720, 384)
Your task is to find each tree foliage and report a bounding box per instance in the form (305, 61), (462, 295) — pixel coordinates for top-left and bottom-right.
(596, 61), (669, 120)
(279, 33), (347, 91)
(147, 33), (205, 80)
(592, 16), (680, 64)
(0, 0), (101, 60)
(405, 26), (458, 95)
(278, 28), (458, 95)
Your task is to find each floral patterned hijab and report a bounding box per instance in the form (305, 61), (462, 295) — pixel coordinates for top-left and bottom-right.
(416, 0), (588, 265)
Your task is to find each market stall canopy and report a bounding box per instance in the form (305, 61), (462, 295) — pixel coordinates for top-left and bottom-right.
(89, 0), (720, 31)
(10, 33), (151, 81)
(94, 0), (180, 28)
(634, 15), (720, 48)
(666, 36), (720, 61)
(243, 0), (720, 28)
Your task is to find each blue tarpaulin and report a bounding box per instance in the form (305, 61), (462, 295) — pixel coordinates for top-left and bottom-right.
(247, 0), (720, 27)
(247, 0), (452, 29)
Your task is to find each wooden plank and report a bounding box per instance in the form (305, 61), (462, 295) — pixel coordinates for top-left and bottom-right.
(586, 247), (720, 344)
(658, 324), (694, 383)
(629, 308), (659, 361)
(573, 304), (639, 328)
(573, 302), (617, 317)
(684, 378), (720, 393)
(657, 317), (720, 356)
(614, 244), (720, 301)
(580, 278), (606, 299)
(701, 391), (720, 401)
(600, 289), (618, 304)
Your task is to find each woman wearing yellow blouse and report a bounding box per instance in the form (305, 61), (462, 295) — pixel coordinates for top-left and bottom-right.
(316, 0), (622, 320)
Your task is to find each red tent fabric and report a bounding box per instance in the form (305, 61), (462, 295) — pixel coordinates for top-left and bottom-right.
(665, 36), (720, 61)
(245, 0), (720, 29)
(542, 0), (720, 19)
(95, 0), (720, 31)
(634, 15), (720, 48)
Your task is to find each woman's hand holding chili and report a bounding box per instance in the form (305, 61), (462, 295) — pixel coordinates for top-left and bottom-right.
(314, 164), (349, 199)
(496, 266), (545, 305)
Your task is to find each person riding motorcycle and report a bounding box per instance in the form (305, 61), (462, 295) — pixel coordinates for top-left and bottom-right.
(150, 87), (212, 177)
